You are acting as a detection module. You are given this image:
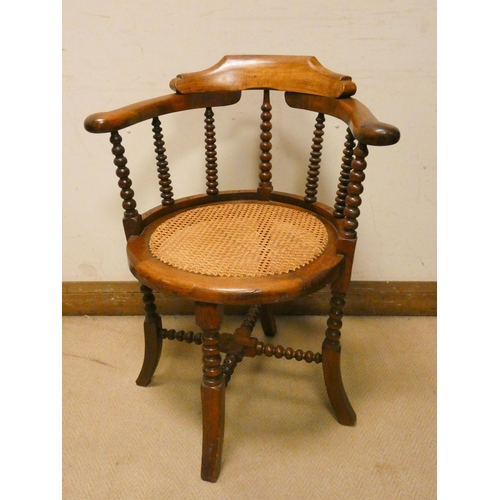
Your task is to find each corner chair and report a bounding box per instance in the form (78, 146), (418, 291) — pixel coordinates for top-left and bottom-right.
(84, 55), (400, 482)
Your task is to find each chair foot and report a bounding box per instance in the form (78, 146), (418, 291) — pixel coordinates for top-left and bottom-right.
(136, 285), (163, 387)
(322, 290), (356, 425)
(200, 381), (226, 482)
(322, 341), (356, 425)
(260, 304), (277, 337)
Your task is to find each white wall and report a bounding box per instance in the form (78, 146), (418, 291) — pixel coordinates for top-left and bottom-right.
(63, 0), (436, 282)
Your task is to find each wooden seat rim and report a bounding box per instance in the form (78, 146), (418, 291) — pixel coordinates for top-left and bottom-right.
(127, 200), (344, 305)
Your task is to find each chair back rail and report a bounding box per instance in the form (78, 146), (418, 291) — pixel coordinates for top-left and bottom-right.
(169, 55), (356, 98)
(84, 58), (400, 241)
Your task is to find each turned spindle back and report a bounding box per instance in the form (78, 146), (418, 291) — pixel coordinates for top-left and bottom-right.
(84, 56), (400, 240)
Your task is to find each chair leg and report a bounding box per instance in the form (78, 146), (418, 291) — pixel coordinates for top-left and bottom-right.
(260, 304), (277, 337)
(195, 302), (225, 483)
(322, 290), (357, 426)
(136, 285), (163, 387)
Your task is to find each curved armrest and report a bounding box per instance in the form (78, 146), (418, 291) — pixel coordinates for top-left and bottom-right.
(285, 92), (400, 146)
(84, 91), (241, 133)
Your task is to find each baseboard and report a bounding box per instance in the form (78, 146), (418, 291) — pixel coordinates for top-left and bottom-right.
(62, 281), (436, 316)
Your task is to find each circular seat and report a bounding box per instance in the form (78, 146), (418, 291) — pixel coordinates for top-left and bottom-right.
(127, 200), (344, 305)
(149, 202), (329, 277)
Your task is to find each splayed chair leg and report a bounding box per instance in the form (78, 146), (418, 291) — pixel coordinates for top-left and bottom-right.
(136, 285), (163, 387)
(196, 302), (225, 483)
(322, 290), (356, 426)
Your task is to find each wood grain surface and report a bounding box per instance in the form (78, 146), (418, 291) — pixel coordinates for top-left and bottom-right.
(62, 281), (436, 316)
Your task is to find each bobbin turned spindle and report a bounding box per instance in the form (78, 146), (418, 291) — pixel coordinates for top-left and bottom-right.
(204, 107), (219, 196)
(152, 116), (174, 206)
(257, 89), (273, 201)
(334, 129), (355, 219)
(304, 113), (326, 203)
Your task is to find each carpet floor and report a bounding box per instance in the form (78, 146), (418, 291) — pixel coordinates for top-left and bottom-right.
(63, 315), (436, 499)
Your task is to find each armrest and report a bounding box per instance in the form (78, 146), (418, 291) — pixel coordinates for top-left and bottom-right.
(285, 92), (400, 146)
(84, 91), (241, 133)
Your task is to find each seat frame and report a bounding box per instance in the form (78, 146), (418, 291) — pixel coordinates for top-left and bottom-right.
(84, 55), (400, 482)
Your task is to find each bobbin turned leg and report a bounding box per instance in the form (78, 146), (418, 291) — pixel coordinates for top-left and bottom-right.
(322, 289), (356, 426)
(136, 285), (163, 387)
(196, 302), (225, 483)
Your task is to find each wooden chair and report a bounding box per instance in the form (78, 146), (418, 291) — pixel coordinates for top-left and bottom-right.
(84, 55), (400, 482)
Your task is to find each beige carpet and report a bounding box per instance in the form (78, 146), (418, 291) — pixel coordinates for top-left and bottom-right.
(63, 315), (436, 499)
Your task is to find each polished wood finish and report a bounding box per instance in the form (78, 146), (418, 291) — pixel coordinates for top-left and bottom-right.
(110, 131), (138, 219)
(196, 303), (225, 482)
(322, 289), (356, 425)
(285, 92), (400, 146)
(152, 117), (174, 206)
(126, 198), (345, 306)
(256, 341), (322, 364)
(136, 285), (163, 387)
(334, 129), (356, 219)
(340, 142), (368, 240)
(221, 306), (259, 383)
(204, 107), (219, 196)
(110, 131), (143, 238)
(257, 90), (273, 201)
(162, 328), (202, 344)
(84, 92), (241, 134)
(259, 304), (277, 337)
(83, 56), (400, 482)
(304, 113), (326, 203)
(169, 55), (356, 98)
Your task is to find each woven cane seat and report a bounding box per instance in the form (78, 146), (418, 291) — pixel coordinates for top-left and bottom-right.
(149, 202), (330, 277)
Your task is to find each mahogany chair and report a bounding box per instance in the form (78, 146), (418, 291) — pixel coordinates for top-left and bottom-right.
(84, 55), (400, 482)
